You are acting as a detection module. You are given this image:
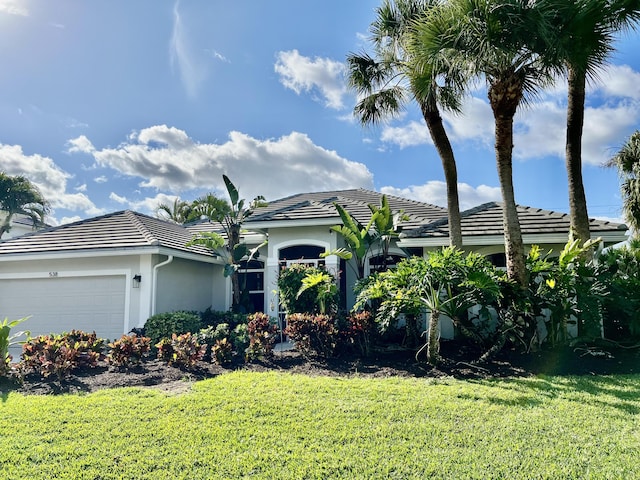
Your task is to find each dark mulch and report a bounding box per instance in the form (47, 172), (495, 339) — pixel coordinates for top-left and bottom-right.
(2, 340), (640, 396)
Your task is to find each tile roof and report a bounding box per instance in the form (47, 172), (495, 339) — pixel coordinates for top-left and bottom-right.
(244, 188), (447, 230)
(0, 210), (214, 257)
(402, 202), (628, 239)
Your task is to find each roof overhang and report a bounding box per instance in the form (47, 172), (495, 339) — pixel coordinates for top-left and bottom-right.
(0, 246), (225, 265)
(398, 231), (629, 248)
(245, 218), (338, 230)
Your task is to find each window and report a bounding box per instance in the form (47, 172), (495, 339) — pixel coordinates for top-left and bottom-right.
(237, 258), (264, 313)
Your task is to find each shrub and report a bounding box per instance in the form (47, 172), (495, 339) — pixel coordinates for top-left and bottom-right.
(196, 323), (231, 361)
(285, 313), (338, 358)
(107, 334), (151, 367)
(212, 338), (233, 365)
(19, 330), (104, 380)
(144, 311), (202, 345)
(340, 311), (375, 357)
(200, 307), (247, 329)
(246, 313), (278, 360)
(156, 333), (206, 368)
(232, 323), (250, 354)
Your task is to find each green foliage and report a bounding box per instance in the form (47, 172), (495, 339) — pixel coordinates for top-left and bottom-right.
(0, 316), (29, 377)
(144, 311), (202, 345)
(0, 172), (50, 238)
(296, 270), (339, 315)
(284, 313), (339, 358)
(246, 312), (278, 360)
(232, 323), (250, 354)
(106, 334), (151, 367)
(597, 242), (640, 340)
(528, 238), (605, 345)
(278, 263), (331, 314)
(19, 330), (104, 380)
(200, 307), (247, 330)
(156, 332), (206, 368)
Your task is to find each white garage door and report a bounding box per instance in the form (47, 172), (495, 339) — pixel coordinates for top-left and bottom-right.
(0, 275), (127, 341)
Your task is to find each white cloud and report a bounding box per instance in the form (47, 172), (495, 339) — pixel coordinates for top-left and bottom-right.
(0, 143), (102, 216)
(94, 175), (108, 184)
(0, 0), (28, 16)
(597, 64), (640, 100)
(58, 216), (82, 226)
(275, 50), (348, 110)
(67, 135), (95, 154)
(75, 184), (87, 192)
(381, 181), (501, 211)
(109, 192), (127, 204)
(381, 121), (430, 148)
(169, 0), (206, 99)
(72, 125), (374, 201)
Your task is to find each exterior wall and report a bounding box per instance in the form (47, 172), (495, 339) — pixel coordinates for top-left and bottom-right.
(154, 256), (225, 319)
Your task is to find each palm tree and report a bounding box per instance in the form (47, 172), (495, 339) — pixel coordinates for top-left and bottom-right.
(347, 0), (464, 248)
(155, 197), (194, 224)
(409, 0), (559, 286)
(0, 173), (49, 238)
(547, 0), (640, 244)
(607, 130), (640, 237)
(190, 192), (231, 223)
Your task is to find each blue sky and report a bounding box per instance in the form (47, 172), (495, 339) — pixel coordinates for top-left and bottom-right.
(0, 0), (639, 226)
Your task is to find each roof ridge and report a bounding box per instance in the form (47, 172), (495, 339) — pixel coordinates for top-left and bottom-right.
(124, 211), (160, 246)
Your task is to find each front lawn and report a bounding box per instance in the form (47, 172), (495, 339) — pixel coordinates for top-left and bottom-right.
(2, 371), (639, 479)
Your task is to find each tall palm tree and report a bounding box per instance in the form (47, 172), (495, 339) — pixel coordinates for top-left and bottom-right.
(347, 0), (464, 248)
(0, 173), (49, 238)
(409, 0), (559, 286)
(607, 130), (640, 237)
(547, 0), (640, 244)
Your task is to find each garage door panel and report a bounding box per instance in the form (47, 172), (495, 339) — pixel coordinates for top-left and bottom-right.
(0, 275), (126, 341)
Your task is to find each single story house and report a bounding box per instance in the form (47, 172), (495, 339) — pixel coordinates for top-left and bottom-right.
(0, 189), (628, 341)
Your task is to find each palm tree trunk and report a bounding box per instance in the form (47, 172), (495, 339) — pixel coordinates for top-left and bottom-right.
(420, 97), (463, 248)
(489, 79), (527, 287)
(566, 66), (591, 245)
(427, 309), (440, 365)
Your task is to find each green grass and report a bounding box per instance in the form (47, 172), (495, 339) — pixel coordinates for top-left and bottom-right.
(2, 372), (640, 479)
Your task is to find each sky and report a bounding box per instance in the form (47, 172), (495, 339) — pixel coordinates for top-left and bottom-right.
(0, 0), (639, 226)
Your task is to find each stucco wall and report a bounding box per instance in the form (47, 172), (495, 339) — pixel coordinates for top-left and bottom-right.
(154, 256), (225, 316)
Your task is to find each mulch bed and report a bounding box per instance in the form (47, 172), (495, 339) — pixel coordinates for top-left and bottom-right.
(2, 340), (639, 396)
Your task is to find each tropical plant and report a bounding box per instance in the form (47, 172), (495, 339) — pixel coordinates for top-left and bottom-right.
(409, 0), (560, 286)
(0, 172), (49, 238)
(368, 194), (410, 269)
(189, 192), (231, 223)
(285, 313), (339, 358)
(545, 0), (640, 244)
(0, 316), (29, 376)
(187, 175), (267, 311)
(246, 312), (278, 360)
(277, 263), (330, 314)
(107, 334), (151, 367)
(607, 130), (640, 237)
(322, 202), (377, 280)
(156, 332), (206, 368)
(155, 197), (195, 224)
(296, 270), (339, 315)
(347, 0), (464, 247)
